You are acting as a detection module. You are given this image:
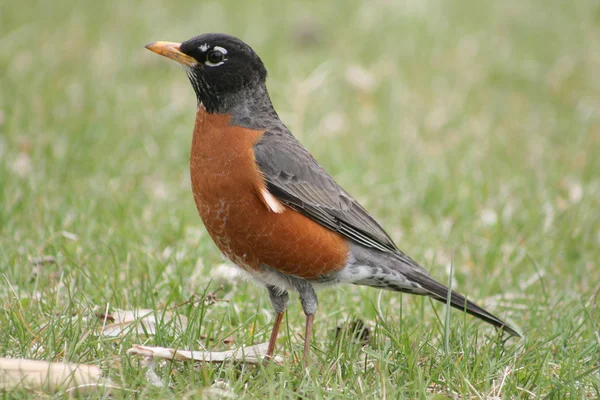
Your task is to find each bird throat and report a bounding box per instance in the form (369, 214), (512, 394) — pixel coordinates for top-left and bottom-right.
(187, 74), (279, 130)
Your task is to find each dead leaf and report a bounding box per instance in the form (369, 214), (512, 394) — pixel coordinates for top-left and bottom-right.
(96, 309), (187, 337)
(222, 336), (235, 346)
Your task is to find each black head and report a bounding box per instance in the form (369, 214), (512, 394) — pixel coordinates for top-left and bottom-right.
(146, 33), (268, 113)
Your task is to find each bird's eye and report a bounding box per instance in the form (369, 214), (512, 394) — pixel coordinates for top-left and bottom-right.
(206, 50), (224, 64)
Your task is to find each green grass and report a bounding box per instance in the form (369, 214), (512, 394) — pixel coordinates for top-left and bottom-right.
(1, 0), (599, 398)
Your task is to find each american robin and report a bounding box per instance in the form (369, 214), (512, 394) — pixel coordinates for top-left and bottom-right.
(145, 33), (520, 365)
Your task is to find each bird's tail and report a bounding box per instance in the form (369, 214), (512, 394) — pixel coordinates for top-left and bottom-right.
(405, 270), (521, 337)
(345, 244), (521, 337)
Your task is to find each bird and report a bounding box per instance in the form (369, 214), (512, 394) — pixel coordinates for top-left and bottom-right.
(145, 33), (520, 365)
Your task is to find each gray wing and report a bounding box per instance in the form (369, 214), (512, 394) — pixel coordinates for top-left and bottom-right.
(254, 129), (398, 253)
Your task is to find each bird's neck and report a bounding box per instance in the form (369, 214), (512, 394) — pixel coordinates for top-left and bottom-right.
(197, 83), (280, 130)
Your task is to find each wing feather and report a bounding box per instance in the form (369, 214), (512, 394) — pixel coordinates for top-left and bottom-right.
(254, 129), (398, 253)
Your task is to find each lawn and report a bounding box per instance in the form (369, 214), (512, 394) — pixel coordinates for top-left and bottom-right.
(1, 0), (599, 398)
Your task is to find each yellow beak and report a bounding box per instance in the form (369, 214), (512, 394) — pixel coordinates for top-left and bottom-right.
(145, 41), (197, 66)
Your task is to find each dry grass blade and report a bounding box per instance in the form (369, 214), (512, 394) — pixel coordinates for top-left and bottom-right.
(127, 342), (283, 365)
(0, 358), (102, 393)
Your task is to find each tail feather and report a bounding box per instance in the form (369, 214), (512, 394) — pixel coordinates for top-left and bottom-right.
(406, 271), (521, 337)
(345, 244), (521, 337)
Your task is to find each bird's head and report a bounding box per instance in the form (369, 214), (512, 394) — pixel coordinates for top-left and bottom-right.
(146, 33), (268, 113)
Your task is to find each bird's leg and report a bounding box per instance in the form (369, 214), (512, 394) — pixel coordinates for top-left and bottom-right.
(266, 311), (285, 358)
(297, 283), (318, 368)
(265, 285), (289, 364)
(303, 314), (315, 367)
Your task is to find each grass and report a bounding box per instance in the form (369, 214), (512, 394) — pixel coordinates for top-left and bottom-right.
(1, 0), (599, 397)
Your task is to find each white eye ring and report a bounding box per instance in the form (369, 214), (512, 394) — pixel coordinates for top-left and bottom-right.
(205, 52), (226, 67)
(204, 46), (228, 67)
(213, 46), (228, 54)
(205, 60), (226, 67)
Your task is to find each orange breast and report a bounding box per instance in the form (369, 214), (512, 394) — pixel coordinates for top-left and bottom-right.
(189, 107), (349, 280)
